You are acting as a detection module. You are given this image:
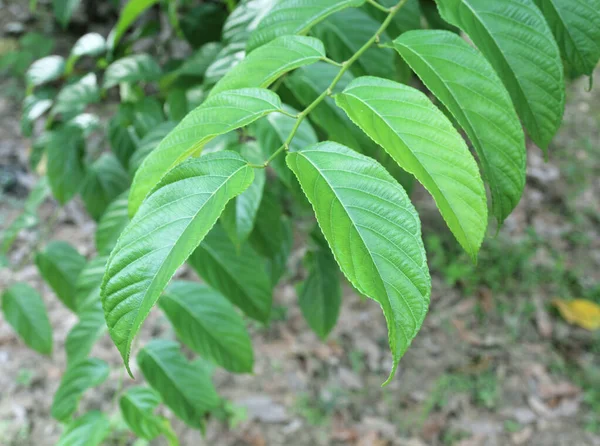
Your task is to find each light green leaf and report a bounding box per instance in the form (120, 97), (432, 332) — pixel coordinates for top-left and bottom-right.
(211, 35), (325, 96)
(53, 0), (82, 28)
(102, 152), (254, 373)
(53, 73), (100, 116)
(26, 55), (65, 87)
(65, 304), (106, 366)
(287, 142), (430, 384)
(109, 0), (161, 48)
(160, 281), (254, 373)
(120, 387), (175, 442)
(298, 240), (341, 340)
(312, 8), (396, 79)
(222, 0), (279, 44)
(71, 33), (106, 58)
(137, 340), (220, 428)
(221, 142), (265, 247)
(74, 256), (108, 312)
(393, 30), (526, 223)
(247, 0), (366, 52)
(103, 54), (162, 89)
(2, 283), (53, 355)
(189, 224), (273, 322)
(336, 76), (488, 259)
(36, 241), (86, 311)
(57, 411), (110, 446)
(436, 0), (565, 150)
(251, 104), (318, 188)
(21, 88), (55, 136)
(129, 88), (282, 215)
(51, 358), (109, 422)
(46, 125), (86, 204)
(533, 0), (600, 77)
(81, 153), (130, 221)
(95, 192), (130, 255)
(204, 42), (246, 87)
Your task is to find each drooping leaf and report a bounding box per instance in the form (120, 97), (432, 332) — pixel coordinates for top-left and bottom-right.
(436, 0), (565, 150)
(312, 8), (396, 79)
(160, 281), (254, 373)
(21, 88), (55, 136)
(46, 124), (86, 204)
(189, 224), (272, 322)
(56, 411), (110, 446)
(533, 0), (600, 77)
(336, 76), (488, 259)
(103, 54), (162, 89)
(222, 0), (279, 44)
(26, 55), (65, 87)
(221, 142), (265, 246)
(287, 142), (431, 384)
(81, 153), (130, 221)
(53, 0), (82, 28)
(36, 241), (86, 311)
(120, 387), (175, 442)
(211, 35), (325, 96)
(102, 152), (254, 373)
(53, 73), (100, 117)
(51, 358), (109, 422)
(109, 0), (161, 49)
(2, 283), (53, 355)
(74, 256), (108, 312)
(137, 340), (220, 428)
(246, 0), (366, 52)
(65, 304), (106, 366)
(204, 42), (246, 87)
(129, 88), (281, 215)
(393, 30), (526, 223)
(298, 239), (341, 340)
(95, 192), (130, 255)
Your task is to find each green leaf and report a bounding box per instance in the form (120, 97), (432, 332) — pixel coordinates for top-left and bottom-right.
(51, 358), (109, 422)
(71, 33), (106, 59)
(2, 283), (52, 355)
(53, 73), (100, 117)
(189, 224), (272, 322)
(166, 88), (188, 121)
(180, 3), (227, 48)
(109, 0), (161, 48)
(287, 142), (430, 384)
(120, 387), (174, 441)
(247, 0), (366, 52)
(57, 411), (110, 446)
(436, 0), (565, 150)
(102, 152), (255, 373)
(26, 55), (65, 87)
(103, 54), (162, 89)
(65, 304), (106, 366)
(222, 0), (279, 44)
(108, 104), (138, 168)
(21, 88), (55, 136)
(393, 30), (526, 223)
(298, 241), (341, 340)
(74, 256), (108, 312)
(46, 125), (86, 204)
(204, 43), (246, 87)
(81, 153), (130, 221)
(335, 76), (488, 259)
(211, 35), (325, 96)
(129, 88), (282, 215)
(312, 8), (396, 79)
(160, 281), (254, 373)
(533, 0), (600, 77)
(137, 340), (220, 428)
(132, 97), (165, 136)
(174, 42), (222, 79)
(128, 122), (177, 175)
(36, 241), (86, 311)
(53, 0), (82, 28)
(251, 104), (318, 188)
(95, 192), (130, 255)
(221, 142), (265, 246)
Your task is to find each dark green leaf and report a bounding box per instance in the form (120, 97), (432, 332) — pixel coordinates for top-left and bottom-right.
(181, 3), (227, 48)
(46, 125), (86, 204)
(53, 0), (82, 28)
(95, 192), (130, 255)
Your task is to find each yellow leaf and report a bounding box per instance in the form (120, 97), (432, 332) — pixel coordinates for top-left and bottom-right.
(552, 299), (600, 331)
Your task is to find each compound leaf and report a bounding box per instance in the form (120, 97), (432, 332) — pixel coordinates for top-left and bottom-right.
(436, 0), (565, 150)
(336, 76), (488, 259)
(160, 281), (253, 373)
(129, 88), (281, 215)
(393, 30), (526, 223)
(287, 142), (430, 384)
(2, 283), (53, 355)
(101, 152), (254, 373)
